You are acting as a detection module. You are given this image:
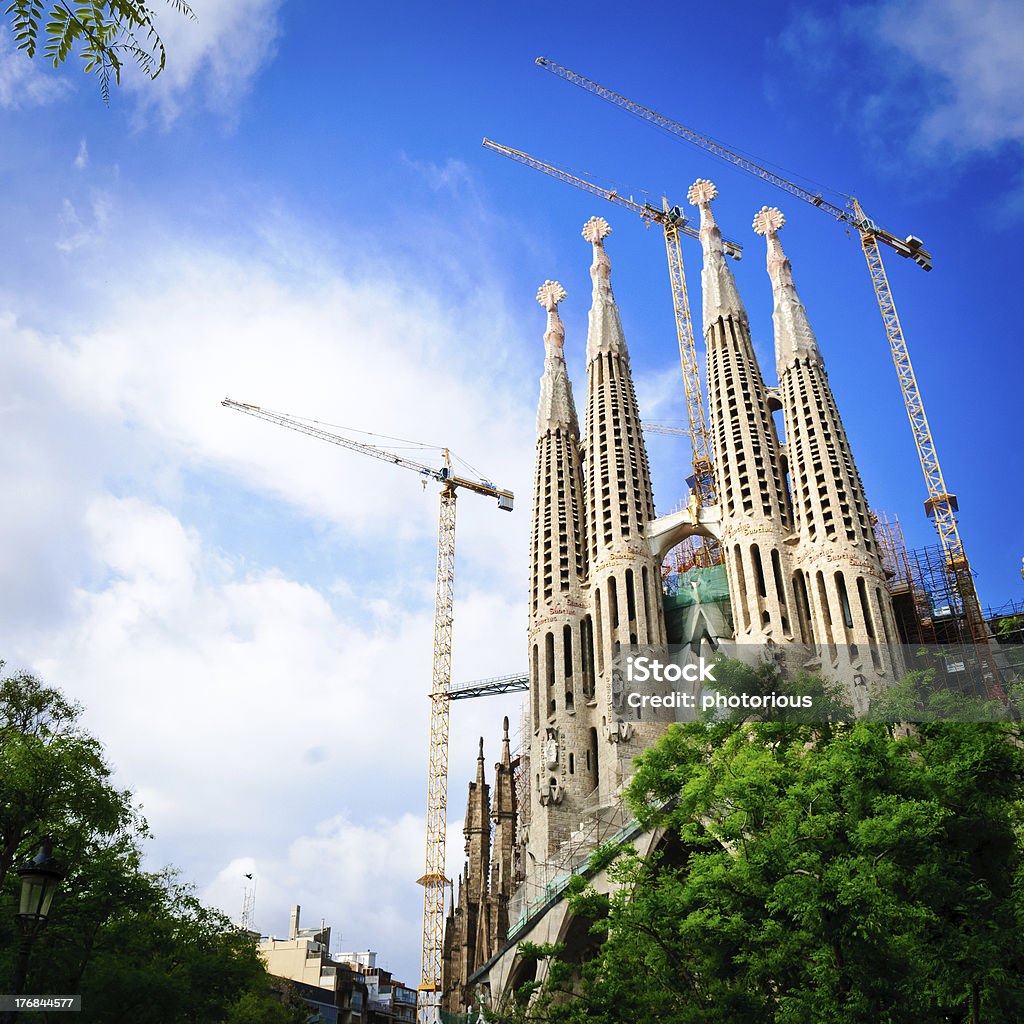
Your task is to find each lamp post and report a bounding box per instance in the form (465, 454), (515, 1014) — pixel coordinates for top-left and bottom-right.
(3, 839), (64, 1024)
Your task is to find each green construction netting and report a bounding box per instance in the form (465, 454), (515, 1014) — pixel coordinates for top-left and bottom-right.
(663, 564), (730, 607)
(663, 564), (732, 645)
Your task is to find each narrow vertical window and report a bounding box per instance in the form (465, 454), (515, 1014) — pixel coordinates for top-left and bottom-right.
(752, 544), (767, 599)
(734, 545), (750, 632)
(835, 572), (854, 630)
(545, 631), (555, 715)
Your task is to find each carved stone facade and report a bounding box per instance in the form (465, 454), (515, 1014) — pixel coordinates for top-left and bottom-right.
(441, 721), (517, 1015)
(443, 191), (900, 1011)
(522, 219), (670, 873)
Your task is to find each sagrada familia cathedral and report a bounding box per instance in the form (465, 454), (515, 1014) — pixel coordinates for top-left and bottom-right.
(441, 180), (902, 1014)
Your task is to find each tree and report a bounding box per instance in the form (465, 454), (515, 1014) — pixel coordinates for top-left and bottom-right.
(0, 664), (307, 1023)
(504, 715), (1024, 1023)
(4, 0), (194, 100)
(0, 662), (137, 889)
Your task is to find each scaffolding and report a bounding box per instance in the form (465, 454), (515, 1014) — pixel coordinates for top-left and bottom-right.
(514, 699), (530, 838)
(505, 793), (633, 942)
(872, 510), (1008, 695)
(873, 511), (937, 644)
(904, 542), (972, 648)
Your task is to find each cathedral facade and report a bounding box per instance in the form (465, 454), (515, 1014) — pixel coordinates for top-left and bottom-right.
(442, 182), (901, 1013)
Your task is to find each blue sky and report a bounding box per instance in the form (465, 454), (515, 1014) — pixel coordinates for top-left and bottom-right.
(1, 0), (1021, 986)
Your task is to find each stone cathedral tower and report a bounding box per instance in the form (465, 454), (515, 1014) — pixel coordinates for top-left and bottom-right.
(441, 722), (517, 1014)
(688, 179), (796, 646)
(524, 218), (669, 868)
(578, 216), (667, 799)
(753, 205), (902, 702)
(527, 277), (592, 861)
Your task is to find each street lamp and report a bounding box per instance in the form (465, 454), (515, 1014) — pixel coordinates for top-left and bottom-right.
(17, 840), (63, 925)
(4, 839), (64, 1023)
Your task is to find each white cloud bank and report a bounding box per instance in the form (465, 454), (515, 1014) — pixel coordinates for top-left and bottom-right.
(0, 192), (534, 986)
(874, 0), (1024, 154)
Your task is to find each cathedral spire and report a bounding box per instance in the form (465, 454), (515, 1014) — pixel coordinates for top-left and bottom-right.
(500, 714), (511, 765)
(752, 206), (823, 372)
(687, 179), (746, 328)
(756, 206), (902, 698)
(535, 280), (577, 436)
(582, 216), (626, 362)
(463, 738), (490, 904)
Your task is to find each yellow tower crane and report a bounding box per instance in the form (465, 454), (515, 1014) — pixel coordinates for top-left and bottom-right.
(220, 399), (514, 1023)
(482, 138), (742, 567)
(534, 57), (998, 679)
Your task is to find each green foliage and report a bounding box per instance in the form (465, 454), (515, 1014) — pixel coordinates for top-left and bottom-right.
(517, 942), (565, 963)
(866, 667), (1009, 722)
(0, 661), (138, 889)
(4, 0), (194, 100)
(995, 615), (1022, 642)
(0, 663), (301, 1023)
(513, 716), (1024, 1023)
(585, 840), (624, 875)
(704, 656), (855, 724)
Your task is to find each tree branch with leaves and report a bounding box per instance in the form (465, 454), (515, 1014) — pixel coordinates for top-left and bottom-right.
(5, 0), (194, 100)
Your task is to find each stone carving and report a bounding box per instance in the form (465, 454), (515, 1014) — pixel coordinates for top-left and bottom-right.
(536, 279), (567, 314)
(544, 729), (559, 770)
(604, 720), (632, 743)
(539, 779), (562, 806)
(581, 216), (612, 244)
(535, 279), (579, 436)
(752, 205), (785, 236)
(583, 215), (614, 309)
(686, 178), (718, 206)
(537, 280), (568, 357)
(687, 179), (746, 328)
(753, 204), (822, 370)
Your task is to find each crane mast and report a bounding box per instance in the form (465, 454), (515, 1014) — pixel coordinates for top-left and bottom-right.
(533, 57), (997, 680)
(659, 202), (717, 557)
(418, 480), (455, 1022)
(482, 138), (734, 566)
(220, 399), (514, 1021)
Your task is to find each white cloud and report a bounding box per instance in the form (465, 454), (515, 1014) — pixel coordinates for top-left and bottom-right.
(32, 225), (535, 577)
(74, 138), (89, 170)
(402, 154), (476, 196)
(126, 0), (283, 126)
(875, 0), (1024, 153)
(0, 27), (70, 109)
(35, 492), (425, 815)
(25, 485), (523, 978)
(204, 813), (426, 980)
(776, 0), (1024, 160)
(56, 192), (112, 253)
(0, 195), (535, 981)
(635, 363), (687, 422)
